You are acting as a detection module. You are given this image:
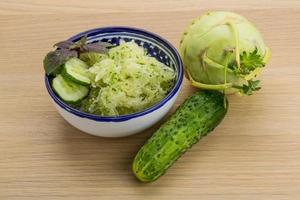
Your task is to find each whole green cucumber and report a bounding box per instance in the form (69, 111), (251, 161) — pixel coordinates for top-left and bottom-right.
(132, 91), (227, 182)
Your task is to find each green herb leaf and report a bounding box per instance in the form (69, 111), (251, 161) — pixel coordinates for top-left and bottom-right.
(43, 49), (77, 75)
(241, 48), (264, 68)
(233, 80), (261, 95)
(229, 48), (265, 75)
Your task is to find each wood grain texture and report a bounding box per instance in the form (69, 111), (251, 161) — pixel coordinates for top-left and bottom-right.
(1, 0), (300, 199)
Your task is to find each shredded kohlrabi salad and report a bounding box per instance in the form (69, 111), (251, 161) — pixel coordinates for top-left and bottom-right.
(79, 41), (175, 116)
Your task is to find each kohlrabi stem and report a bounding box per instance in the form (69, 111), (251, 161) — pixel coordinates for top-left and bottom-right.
(191, 50), (233, 91)
(263, 47), (271, 63)
(226, 20), (240, 69)
(223, 51), (232, 108)
(201, 50), (213, 84)
(223, 53), (230, 90)
(186, 70), (232, 90)
(244, 68), (262, 81)
(202, 53), (230, 69)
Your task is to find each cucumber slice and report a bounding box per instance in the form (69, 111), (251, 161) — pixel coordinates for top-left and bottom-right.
(62, 57), (91, 86)
(52, 74), (89, 103)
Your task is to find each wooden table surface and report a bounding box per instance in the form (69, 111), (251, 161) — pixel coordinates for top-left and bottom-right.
(1, 1), (300, 199)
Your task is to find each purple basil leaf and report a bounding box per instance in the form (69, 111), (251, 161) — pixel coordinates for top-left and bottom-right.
(43, 49), (78, 75)
(54, 40), (74, 49)
(82, 42), (113, 53)
(70, 36), (88, 50)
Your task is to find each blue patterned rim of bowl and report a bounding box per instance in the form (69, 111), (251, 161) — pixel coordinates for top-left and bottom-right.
(45, 26), (183, 122)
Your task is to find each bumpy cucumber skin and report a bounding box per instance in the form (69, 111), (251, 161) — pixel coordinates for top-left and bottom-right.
(61, 65), (91, 86)
(132, 91), (227, 182)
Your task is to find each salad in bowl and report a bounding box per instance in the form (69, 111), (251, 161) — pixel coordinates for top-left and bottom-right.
(44, 27), (183, 137)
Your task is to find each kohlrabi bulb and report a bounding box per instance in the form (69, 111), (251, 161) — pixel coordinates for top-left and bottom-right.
(179, 11), (270, 95)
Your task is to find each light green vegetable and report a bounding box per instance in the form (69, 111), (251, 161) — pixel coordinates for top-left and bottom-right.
(179, 11), (271, 95)
(132, 91), (227, 182)
(80, 41), (175, 116)
(62, 57), (91, 86)
(52, 74), (89, 103)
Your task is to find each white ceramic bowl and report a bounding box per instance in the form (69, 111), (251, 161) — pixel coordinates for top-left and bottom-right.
(45, 27), (183, 137)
